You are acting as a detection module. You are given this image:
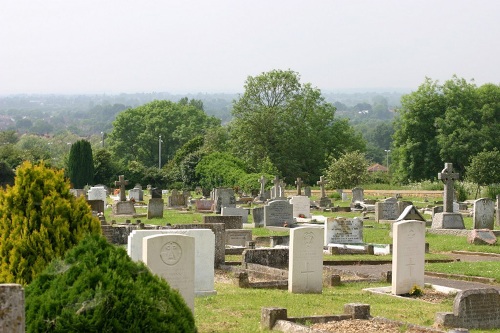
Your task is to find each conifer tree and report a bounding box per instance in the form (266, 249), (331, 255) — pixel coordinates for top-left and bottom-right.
(0, 161), (101, 284)
(67, 139), (94, 188)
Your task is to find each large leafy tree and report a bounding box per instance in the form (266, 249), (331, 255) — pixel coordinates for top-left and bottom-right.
(229, 69), (364, 184)
(93, 148), (119, 187)
(67, 139), (94, 188)
(324, 151), (369, 189)
(0, 161), (101, 284)
(466, 149), (500, 198)
(108, 99), (220, 169)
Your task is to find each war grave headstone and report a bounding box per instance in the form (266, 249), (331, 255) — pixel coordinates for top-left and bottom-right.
(147, 197), (164, 219)
(473, 198), (495, 230)
(112, 175), (136, 215)
(203, 215), (242, 229)
(0, 284), (24, 333)
(128, 229), (215, 296)
(392, 220), (425, 295)
(289, 195), (311, 219)
(221, 206), (248, 224)
(316, 175), (331, 207)
(225, 229), (252, 247)
(431, 163), (465, 229)
(375, 197), (400, 222)
(288, 227), (323, 294)
(435, 288), (500, 329)
(324, 217), (363, 246)
(253, 206), (265, 227)
(128, 184), (144, 202)
(264, 200), (293, 227)
(168, 189), (187, 207)
(213, 188), (236, 213)
(172, 223), (225, 268)
(143, 234), (195, 312)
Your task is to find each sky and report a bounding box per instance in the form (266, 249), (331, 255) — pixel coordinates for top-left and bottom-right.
(1, 0), (499, 95)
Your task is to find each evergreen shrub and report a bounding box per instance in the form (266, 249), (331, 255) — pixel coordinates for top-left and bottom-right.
(26, 235), (196, 333)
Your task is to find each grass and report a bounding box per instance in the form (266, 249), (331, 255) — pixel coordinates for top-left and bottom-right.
(425, 261), (500, 283)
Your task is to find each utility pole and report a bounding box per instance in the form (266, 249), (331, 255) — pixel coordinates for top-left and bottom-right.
(158, 135), (163, 169)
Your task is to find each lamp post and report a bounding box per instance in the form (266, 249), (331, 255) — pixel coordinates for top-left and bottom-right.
(384, 149), (391, 171)
(101, 132), (105, 148)
(158, 135), (163, 169)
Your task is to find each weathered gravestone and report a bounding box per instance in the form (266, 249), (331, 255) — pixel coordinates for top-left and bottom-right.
(213, 188), (236, 213)
(225, 229), (252, 247)
(203, 215), (243, 229)
(324, 217), (363, 246)
(128, 185), (144, 201)
(264, 199), (293, 227)
(375, 197), (400, 222)
(392, 220), (426, 295)
(0, 284), (24, 333)
(288, 227), (323, 294)
(143, 234), (195, 312)
(151, 187), (162, 198)
(270, 176), (283, 200)
(257, 175), (269, 202)
(253, 206), (265, 227)
(351, 187), (364, 203)
(195, 199), (214, 212)
(168, 189), (187, 207)
(128, 229), (215, 296)
(432, 163), (465, 229)
(147, 198), (164, 219)
(87, 199), (105, 214)
(289, 195), (311, 218)
(396, 205), (426, 222)
(467, 229), (497, 245)
(112, 175), (135, 215)
(87, 186), (106, 208)
(221, 207), (248, 224)
(304, 186), (311, 198)
(316, 175), (331, 207)
(435, 288), (500, 329)
(473, 198), (495, 230)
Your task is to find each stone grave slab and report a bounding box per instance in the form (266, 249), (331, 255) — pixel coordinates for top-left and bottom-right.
(129, 229), (215, 297)
(392, 220), (425, 295)
(289, 195), (311, 218)
(221, 207), (248, 224)
(252, 207), (264, 227)
(112, 201), (136, 215)
(128, 186), (144, 201)
(473, 198), (495, 229)
(203, 215), (242, 229)
(264, 199), (293, 227)
(143, 234), (195, 312)
(375, 199), (400, 222)
(324, 217), (363, 246)
(147, 198), (164, 218)
(168, 189), (187, 207)
(288, 227), (323, 294)
(351, 187), (364, 203)
(87, 186), (106, 203)
(87, 199), (105, 214)
(195, 199), (213, 212)
(467, 229), (497, 245)
(213, 188), (236, 213)
(225, 229), (252, 247)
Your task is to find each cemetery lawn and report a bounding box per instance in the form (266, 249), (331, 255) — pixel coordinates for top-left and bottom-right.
(425, 261), (500, 282)
(194, 275), (454, 333)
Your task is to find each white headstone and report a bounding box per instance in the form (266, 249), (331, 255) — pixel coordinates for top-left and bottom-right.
(143, 234), (195, 312)
(129, 229), (215, 296)
(288, 227), (323, 294)
(289, 195), (311, 218)
(324, 217), (363, 246)
(392, 220), (425, 295)
(473, 198), (495, 230)
(221, 207), (249, 224)
(87, 186), (106, 203)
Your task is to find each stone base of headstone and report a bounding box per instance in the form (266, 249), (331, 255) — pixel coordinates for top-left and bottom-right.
(431, 212), (465, 229)
(319, 197), (332, 208)
(467, 229), (497, 245)
(147, 198), (164, 219)
(112, 201), (136, 215)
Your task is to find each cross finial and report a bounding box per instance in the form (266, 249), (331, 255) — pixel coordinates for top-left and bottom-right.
(115, 175), (129, 202)
(317, 175), (328, 198)
(438, 163), (459, 213)
(295, 177), (303, 195)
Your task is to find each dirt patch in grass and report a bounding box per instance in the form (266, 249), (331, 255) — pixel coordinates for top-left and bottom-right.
(311, 318), (443, 333)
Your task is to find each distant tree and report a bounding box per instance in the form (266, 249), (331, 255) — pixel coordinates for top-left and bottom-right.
(0, 130), (19, 145)
(324, 151), (369, 189)
(0, 161), (101, 284)
(15, 134), (52, 164)
(195, 152), (247, 190)
(93, 148), (119, 187)
(0, 161), (15, 188)
(466, 150), (500, 198)
(67, 140), (94, 188)
(0, 144), (23, 169)
(26, 235), (196, 332)
(230, 69), (365, 184)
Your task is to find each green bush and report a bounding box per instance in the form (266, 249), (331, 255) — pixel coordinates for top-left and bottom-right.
(0, 161), (101, 284)
(26, 235), (196, 333)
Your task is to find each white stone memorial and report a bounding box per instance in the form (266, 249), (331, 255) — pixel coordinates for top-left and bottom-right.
(87, 186), (107, 203)
(288, 227), (323, 294)
(324, 217), (363, 246)
(128, 229), (215, 297)
(289, 195), (311, 218)
(143, 234), (195, 312)
(392, 220), (425, 295)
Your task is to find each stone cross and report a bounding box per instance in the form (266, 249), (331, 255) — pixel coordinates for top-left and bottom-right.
(295, 177), (303, 195)
(317, 175), (328, 198)
(438, 163), (459, 213)
(272, 176), (280, 188)
(259, 175), (267, 194)
(115, 175), (129, 202)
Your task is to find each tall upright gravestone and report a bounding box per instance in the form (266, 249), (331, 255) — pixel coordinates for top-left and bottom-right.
(431, 163), (465, 229)
(473, 198), (495, 230)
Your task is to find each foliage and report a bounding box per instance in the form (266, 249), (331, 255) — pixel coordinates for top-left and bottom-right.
(67, 139), (94, 188)
(0, 161), (101, 284)
(93, 148), (119, 187)
(236, 172), (275, 194)
(466, 149), (500, 198)
(15, 134), (52, 164)
(324, 151), (369, 189)
(408, 285), (424, 297)
(108, 99), (220, 169)
(0, 142), (23, 168)
(26, 235), (196, 333)
(229, 69), (365, 184)
(195, 152), (247, 190)
(0, 161), (15, 187)
(392, 77), (500, 183)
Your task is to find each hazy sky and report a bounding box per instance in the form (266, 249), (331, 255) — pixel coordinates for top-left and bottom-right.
(1, 0), (499, 94)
